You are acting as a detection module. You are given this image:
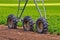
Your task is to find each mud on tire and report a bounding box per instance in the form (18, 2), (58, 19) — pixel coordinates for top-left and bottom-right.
(23, 16), (34, 31)
(7, 14), (17, 29)
(36, 17), (48, 33)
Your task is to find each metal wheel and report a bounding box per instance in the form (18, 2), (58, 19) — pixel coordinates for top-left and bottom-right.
(7, 14), (17, 29)
(37, 21), (43, 31)
(36, 17), (48, 33)
(24, 21), (30, 30)
(23, 16), (34, 31)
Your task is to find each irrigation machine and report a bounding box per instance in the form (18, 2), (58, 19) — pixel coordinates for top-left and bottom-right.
(7, 0), (48, 33)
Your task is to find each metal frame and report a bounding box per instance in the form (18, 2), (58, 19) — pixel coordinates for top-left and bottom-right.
(17, 0), (46, 20)
(17, 0), (28, 19)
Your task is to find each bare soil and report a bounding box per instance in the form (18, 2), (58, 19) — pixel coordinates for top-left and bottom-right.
(0, 25), (60, 40)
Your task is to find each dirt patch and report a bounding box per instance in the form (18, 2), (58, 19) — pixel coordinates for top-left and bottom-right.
(0, 25), (60, 40)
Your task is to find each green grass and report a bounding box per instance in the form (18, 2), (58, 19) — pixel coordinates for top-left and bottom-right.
(0, 0), (60, 4)
(0, 6), (60, 34)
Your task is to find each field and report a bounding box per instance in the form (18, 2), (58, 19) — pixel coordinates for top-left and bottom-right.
(0, 0), (60, 4)
(0, 25), (60, 40)
(0, 0), (60, 35)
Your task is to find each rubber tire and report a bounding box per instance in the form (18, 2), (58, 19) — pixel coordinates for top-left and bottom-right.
(23, 16), (34, 31)
(36, 17), (48, 33)
(7, 14), (17, 29)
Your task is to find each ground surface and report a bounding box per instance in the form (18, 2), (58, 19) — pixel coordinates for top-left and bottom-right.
(0, 25), (60, 40)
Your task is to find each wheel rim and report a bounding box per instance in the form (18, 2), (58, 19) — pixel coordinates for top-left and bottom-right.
(24, 21), (30, 30)
(37, 21), (43, 31)
(8, 18), (13, 28)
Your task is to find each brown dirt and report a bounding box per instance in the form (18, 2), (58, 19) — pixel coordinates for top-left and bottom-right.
(0, 25), (60, 40)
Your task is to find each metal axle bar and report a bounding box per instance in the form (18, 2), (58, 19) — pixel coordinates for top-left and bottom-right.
(18, 0), (28, 19)
(34, 0), (42, 17)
